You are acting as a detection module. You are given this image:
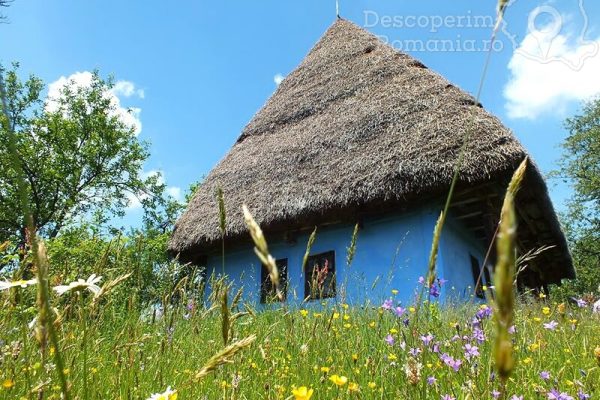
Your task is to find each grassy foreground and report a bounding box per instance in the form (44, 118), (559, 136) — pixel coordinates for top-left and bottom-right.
(1, 281), (599, 400)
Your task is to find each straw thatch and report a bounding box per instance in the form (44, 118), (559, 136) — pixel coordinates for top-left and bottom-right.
(169, 19), (573, 285)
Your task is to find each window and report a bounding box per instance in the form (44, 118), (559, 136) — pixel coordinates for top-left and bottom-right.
(304, 251), (336, 300)
(260, 258), (288, 303)
(469, 254), (484, 299)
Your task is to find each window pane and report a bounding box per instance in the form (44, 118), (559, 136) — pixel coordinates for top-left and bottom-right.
(304, 251), (336, 300)
(260, 258), (288, 303)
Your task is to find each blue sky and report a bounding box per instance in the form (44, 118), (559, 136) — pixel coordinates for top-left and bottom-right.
(1, 1), (599, 227)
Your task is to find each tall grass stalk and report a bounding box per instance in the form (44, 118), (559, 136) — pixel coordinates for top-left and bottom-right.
(193, 334), (257, 381)
(301, 227), (317, 276)
(242, 204), (281, 301)
(492, 157), (527, 397)
(341, 223), (360, 303)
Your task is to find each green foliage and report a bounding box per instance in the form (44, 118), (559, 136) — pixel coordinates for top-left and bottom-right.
(552, 97), (600, 299)
(0, 63), (163, 244)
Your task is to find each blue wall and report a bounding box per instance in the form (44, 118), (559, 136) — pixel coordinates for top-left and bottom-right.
(439, 218), (488, 303)
(204, 205), (487, 307)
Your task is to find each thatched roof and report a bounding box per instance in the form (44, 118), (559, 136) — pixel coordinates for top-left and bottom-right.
(169, 19), (574, 285)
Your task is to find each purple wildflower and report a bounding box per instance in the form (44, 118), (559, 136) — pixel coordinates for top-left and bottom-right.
(441, 395), (455, 400)
(441, 354), (462, 372)
(548, 389), (574, 400)
(429, 284), (440, 298)
(421, 333), (434, 346)
(449, 358), (462, 372)
(572, 298), (587, 308)
(418, 276), (425, 285)
(402, 318), (410, 327)
(394, 306), (406, 317)
(476, 306), (492, 320)
(492, 390), (501, 399)
(438, 277), (448, 286)
(464, 343), (480, 360)
(577, 390), (591, 400)
(385, 334), (395, 346)
(510, 396), (523, 400)
(540, 371), (550, 380)
(427, 376), (436, 385)
(472, 328), (486, 344)
(543, 320), (559, 330)
(382, 299), (393, 310)
(508, 325), (516, 334)
(409, 347), (422, 357)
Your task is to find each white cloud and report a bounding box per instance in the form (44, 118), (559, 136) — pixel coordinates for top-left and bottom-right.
(274, 73), (285, 86)
(113, 80), (145, 99)
(504, 27), (600, 119)
(46, 71), (144, 135)
(166, 186), (182, 200)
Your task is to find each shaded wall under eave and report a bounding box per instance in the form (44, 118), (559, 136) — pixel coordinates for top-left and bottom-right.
(201, 203), (487, 306)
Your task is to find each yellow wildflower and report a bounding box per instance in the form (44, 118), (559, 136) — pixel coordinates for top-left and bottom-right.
(542, 307), (550, 315)
(528, 343), (539, 351)
(368, 382), (377, 389)
(2, 379), (14, 389)
(391, 289), (398, 295)
(300, 310), (308, 317)
(320, 366), (330, 374)
(348, 382), (359, 392)
(291, 386), (314, 400)
(329, 375), (348, 387)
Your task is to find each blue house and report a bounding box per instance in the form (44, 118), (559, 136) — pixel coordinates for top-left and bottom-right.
(169, 19), (573, 305)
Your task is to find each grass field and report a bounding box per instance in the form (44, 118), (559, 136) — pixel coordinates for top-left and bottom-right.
(1, 276), (599, 400)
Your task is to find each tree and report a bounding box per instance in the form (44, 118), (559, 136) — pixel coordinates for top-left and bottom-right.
(553, 97), (600, 297)
(0, 64), (163, 244)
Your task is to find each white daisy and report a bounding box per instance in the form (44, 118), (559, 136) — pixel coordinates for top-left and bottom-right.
(146, 386), (177, 400)
(0, 278), (38, 291)
(53, 274), (102, 296)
